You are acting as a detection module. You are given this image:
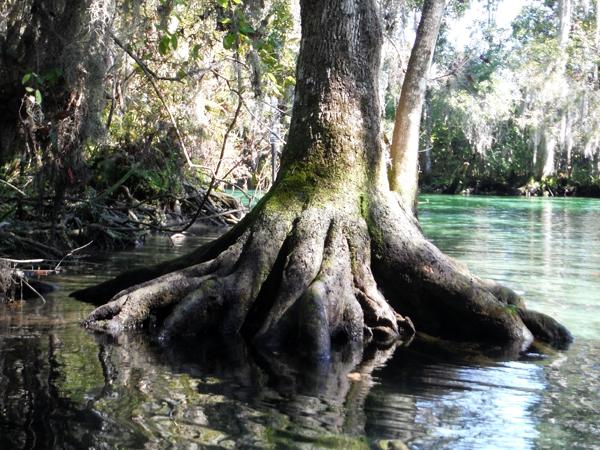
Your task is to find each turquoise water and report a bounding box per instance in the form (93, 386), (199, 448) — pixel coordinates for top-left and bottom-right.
(418, 195), (600, 340)
(1, 196), (599, 449)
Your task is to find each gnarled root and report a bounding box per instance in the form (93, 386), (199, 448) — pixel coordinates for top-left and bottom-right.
(368, 192), (572, 349)
(77, 189), (572, 359)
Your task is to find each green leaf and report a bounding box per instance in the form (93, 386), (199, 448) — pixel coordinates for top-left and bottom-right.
(266, 72), (277, 83)
(159, 36), (170, 55)
(284, 76), (296, 87)
(238, 22), (255, 36)
(25, 86), (34, 92)
(204, 100), (224, 111)
(232, 0), (241, 4)
(216, 0), (228, 7)
(159, 41), (167, 55)
(171, 35), (178, 50)
(219, 18), (232, 24)
(35, 90), (42, 104)
(223, 33), (237, 49)
(22, 73), (32, 84)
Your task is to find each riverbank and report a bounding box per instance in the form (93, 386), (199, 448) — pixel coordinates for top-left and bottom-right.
(0, 177), (245, 302)
(420, 174), (600, 198)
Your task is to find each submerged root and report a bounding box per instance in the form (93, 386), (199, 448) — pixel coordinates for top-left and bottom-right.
(79, 189), (572, 359)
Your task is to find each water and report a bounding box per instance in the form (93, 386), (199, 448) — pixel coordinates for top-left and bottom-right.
(418, 195), (600, 340)
(1, 196), (599, 449)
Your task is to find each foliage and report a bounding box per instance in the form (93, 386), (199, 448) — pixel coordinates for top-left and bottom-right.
(417, 0), (600, 195)
(0, 0), (300, 259)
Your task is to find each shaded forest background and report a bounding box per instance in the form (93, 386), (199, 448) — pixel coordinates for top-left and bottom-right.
(1, 0), (599, 262)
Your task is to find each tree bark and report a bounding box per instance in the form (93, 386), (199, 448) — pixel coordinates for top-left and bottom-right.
(421, 89), (433, 176)
(73, 0), (572, 360)
(388, 0), (446, 214)
(558, 0), (572, 48)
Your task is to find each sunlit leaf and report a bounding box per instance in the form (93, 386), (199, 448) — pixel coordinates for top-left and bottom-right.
(216, 0), (228, 7)
(22, 73), (32, 84)
(35, 90), (42, 104)
(205, 100), (224, 111)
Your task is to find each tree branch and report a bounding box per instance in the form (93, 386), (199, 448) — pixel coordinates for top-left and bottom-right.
(110, 32), (203, 172)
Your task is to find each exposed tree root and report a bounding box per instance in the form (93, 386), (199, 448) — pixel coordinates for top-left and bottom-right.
(76, 188), (572, 360)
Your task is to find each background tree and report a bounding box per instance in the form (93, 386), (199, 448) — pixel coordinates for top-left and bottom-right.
(413, 0), (600, 195)
(0, 0), (302, 258)
(389, 0), (446, 214)
(0, 0), (109, 228)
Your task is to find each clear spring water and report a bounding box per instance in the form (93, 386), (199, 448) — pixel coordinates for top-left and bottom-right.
(1, 195), (599, 449)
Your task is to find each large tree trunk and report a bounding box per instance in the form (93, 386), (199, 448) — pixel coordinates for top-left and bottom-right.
(73, 0), (572, 359)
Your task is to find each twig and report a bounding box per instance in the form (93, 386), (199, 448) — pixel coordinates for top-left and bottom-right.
(111, 32), (206, 173)
(106, 70), (119, 129)
(0, 179), (27, 197)
(176, 95), (244, 233)
(54, 241), (94, 272)
(1, 258), (45, 264)
(430, 52), (473, 82)
(210, 69), (288, 145)
(20, 278), (46, 304)
(384, 34), (406, 70)
(0, 231), (64, 257)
